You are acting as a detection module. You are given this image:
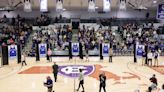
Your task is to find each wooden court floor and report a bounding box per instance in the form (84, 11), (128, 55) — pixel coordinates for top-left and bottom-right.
(0, 56), (164, 92)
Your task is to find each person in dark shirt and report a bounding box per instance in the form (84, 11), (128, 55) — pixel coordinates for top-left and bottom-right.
(44, 76), (53, 92)
(52, 62), (59, 82)
(148, 74), (158, 91)
(99, 72), (106, 92)
(142, 51), (146, 66)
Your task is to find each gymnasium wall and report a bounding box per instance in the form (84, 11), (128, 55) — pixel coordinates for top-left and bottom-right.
(0, 9), (157, 19)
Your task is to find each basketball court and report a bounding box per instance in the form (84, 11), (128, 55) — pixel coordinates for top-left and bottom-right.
(0, 56), (164, 92)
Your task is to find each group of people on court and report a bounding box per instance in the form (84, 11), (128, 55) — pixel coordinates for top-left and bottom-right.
(142, 50), (160, 67)
(43, 62), (107, 92)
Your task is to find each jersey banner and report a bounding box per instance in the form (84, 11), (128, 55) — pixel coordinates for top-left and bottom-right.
(136, 45), (145, 58)
(103, 0), (111, 12)
(39, 44), (47, 58)
(56, 0), (63, 12)
(40, 0), (48, 12)
(72, 43), (79, 56)
(8, 45), (17, 59)
(24, 0), (32, 12)
(157, 4), (164, 19)
(120, 0), (126, 10)
(102, 43), (109, 57)
(88, 0), (95, 12)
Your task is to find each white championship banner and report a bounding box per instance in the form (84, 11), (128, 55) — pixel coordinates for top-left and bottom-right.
(40, 0), (48, 12)
(88, 0), (95, 12)
(39, 44), (47, 58)
(136, 45), (145, 58)
(8, 45), (17, 59)
(119, 0), (126, 10)
(102, 43), (110, 57)
(72, 43), (79, 56)
(24, 0), (32, 12)
(56, 0), (63, 11)
(103, 0), (111, 12)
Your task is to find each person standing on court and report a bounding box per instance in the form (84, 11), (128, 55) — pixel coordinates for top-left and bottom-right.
(44, 76), (53, 92)
(52, 62), (58, 82)
(21, 52), (27, 66)
(154, 51), (159, 67)
(109, 48), (113, 63)
(147, 51), (153, 66)
(48, 48), (52, 62)
(77, 69), (85, 92)
(99, 72), (106, 92)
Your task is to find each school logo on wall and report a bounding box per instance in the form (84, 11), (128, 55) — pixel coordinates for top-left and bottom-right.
(102, 43), (109, 57)
(8, 45), (17, 59)
(39, 44), (47, 58)
(136, 45), (145, 58)
(72, 43), (79, 56)
(58, 65), (95, 78)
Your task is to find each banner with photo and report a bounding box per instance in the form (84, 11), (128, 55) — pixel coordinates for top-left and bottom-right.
(39, 43), (47, 58)
(0, 47), (2, 67)
(56, 0), (63, 12)
(88, 0), (95, 12)
(8, 45), (17, 59)
(119, 0), (126, 10)
(40, 0), (48, 12)
(157, 4), (164, 19)
(72, 43), (79, 56)
(24, 0), (32, 12)
(136, 45), (145, 58)
(102, 43), (110, 57)
(103, 0), (111, 12)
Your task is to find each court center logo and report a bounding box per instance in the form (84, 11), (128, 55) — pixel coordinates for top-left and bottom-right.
(58, 65), (95, 78)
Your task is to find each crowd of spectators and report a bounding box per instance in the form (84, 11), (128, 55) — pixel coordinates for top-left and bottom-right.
(29, 25), (72, 56)
(0, 15), (32, 48)
(119, 23), (164, 52)
(78, 25), (116, 50)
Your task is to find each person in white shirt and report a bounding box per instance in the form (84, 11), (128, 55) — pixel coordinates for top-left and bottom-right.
(47, 48), (52, 62)
(76, 69), (85, 92)
(159, 84), (164, 92)
(147, 51), (153, 66)
(154, 51), (159, 67)
(21, 52), (27, 66)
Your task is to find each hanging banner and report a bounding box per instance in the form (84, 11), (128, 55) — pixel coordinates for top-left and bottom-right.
(157, 4), (164, 19)
(8, 45), (17, 59)
(40, 0), (48, 12)
(72, 43), (79, 56)
(39, 43), (47, 58)
(88, 0), (95, 12)
(24, 0), (32, 12)
(136, 45), (145, 58)
(56, 0), (63, 12)
(102, 43), (110, 57)
(119, 0), (126, 10)
(103, 0), (111, 12)
(0, 46), (2, 67)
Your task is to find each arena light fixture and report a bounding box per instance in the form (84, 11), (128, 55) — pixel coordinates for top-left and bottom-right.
(153, 0), (157, 4)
